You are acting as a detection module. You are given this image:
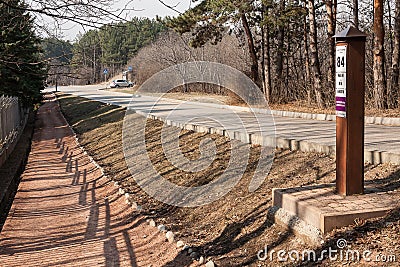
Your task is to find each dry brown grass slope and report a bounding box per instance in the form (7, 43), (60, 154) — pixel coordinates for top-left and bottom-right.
(57, 93), (400, 267)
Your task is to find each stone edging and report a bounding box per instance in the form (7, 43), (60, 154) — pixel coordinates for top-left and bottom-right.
(148, 95), (400, 126)
(135, 110), (400, 165)
(270, 110), (400, 126)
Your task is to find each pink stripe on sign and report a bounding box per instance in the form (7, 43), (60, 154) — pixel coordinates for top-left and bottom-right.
(336, 96), (346, 112)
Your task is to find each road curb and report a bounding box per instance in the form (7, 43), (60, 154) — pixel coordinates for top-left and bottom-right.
(145, 95), (400, 126)
(270, 109), (400, 126)
(138, 110), (400, 165)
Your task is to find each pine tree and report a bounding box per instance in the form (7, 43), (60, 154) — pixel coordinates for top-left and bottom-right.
(0, 0), (47, 105)
(70, 18), (165, 83)
(165, 0), (261, 85)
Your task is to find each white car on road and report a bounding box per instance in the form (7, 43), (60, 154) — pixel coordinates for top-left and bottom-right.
(109, 79), (133, 88)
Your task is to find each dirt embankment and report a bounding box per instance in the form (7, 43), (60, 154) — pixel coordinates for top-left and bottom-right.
(58, 93), (400, 267)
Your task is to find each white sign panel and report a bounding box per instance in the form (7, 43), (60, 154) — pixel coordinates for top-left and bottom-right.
(335, 45), (347, 118)
(335, 73), (346, 97)
(336, 46), (347, 73)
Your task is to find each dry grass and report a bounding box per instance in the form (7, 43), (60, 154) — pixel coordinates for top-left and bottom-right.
(57, 93), (400, 266)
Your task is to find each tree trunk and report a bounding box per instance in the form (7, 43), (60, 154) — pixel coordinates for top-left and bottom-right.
(265, 22), (272, 101)
(333, 0), (337, 27)
(308, 0), (324, 108)
(389, 0), (400, 108)
(285, 24), (290, 100)
(325, 0), (336, 91)
(93, 44), (96, 83)
(303, 3), (312, 104)
(261, 4), (266, 96)
(373, 0), (387, 109)
(353, 0), (359, 28)
(275, 0), (286, 91)
(241, 12), (259, 86)
(388, 0), (394, 66)
(261, 21), (266, 95)
(276, 29), (284, 80)
(261, 3), (272, 101)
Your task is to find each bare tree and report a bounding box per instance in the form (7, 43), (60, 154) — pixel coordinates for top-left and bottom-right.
(129, 31), (250, 93)
(353, 0), (359, 27)
(261, 3), (272, 101)
(373, 0), (387, 109)
(308, 0), (324, 108)
(325, 0), (337, 91)
(275, 0), (286, 91)
(1, 0), (137, 37)
(240, 11), (260, 86)
(388, 0), (400, 108)
(303, 0), (312, 104)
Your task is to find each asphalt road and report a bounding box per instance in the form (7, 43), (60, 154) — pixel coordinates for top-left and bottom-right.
(45, 85), (400, 158)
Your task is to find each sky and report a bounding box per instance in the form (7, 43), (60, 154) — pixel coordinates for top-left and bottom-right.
(39, 0), (192, 41)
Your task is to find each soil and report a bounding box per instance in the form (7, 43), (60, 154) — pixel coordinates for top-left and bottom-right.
(58, 93), (400, 266)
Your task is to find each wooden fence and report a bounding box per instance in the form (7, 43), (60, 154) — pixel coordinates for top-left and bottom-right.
(0, 96), (28, 167)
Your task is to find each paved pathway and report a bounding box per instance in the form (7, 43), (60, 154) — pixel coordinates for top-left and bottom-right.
(0, 94), (191, 267)
(49, 86), (400, 160)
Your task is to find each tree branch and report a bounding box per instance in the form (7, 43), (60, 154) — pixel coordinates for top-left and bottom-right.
(158, 0), (183, 14)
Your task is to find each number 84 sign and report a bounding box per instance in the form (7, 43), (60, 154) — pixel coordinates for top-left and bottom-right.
(336, 46), (347, 73)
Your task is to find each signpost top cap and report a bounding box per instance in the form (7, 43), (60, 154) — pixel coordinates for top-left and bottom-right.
(333, 26), (367, 41)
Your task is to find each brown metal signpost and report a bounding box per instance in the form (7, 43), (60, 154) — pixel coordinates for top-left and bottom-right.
(334, 26), (367, 196)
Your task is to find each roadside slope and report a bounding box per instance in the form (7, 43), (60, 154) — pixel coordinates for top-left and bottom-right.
(57, 93), (400, 266)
